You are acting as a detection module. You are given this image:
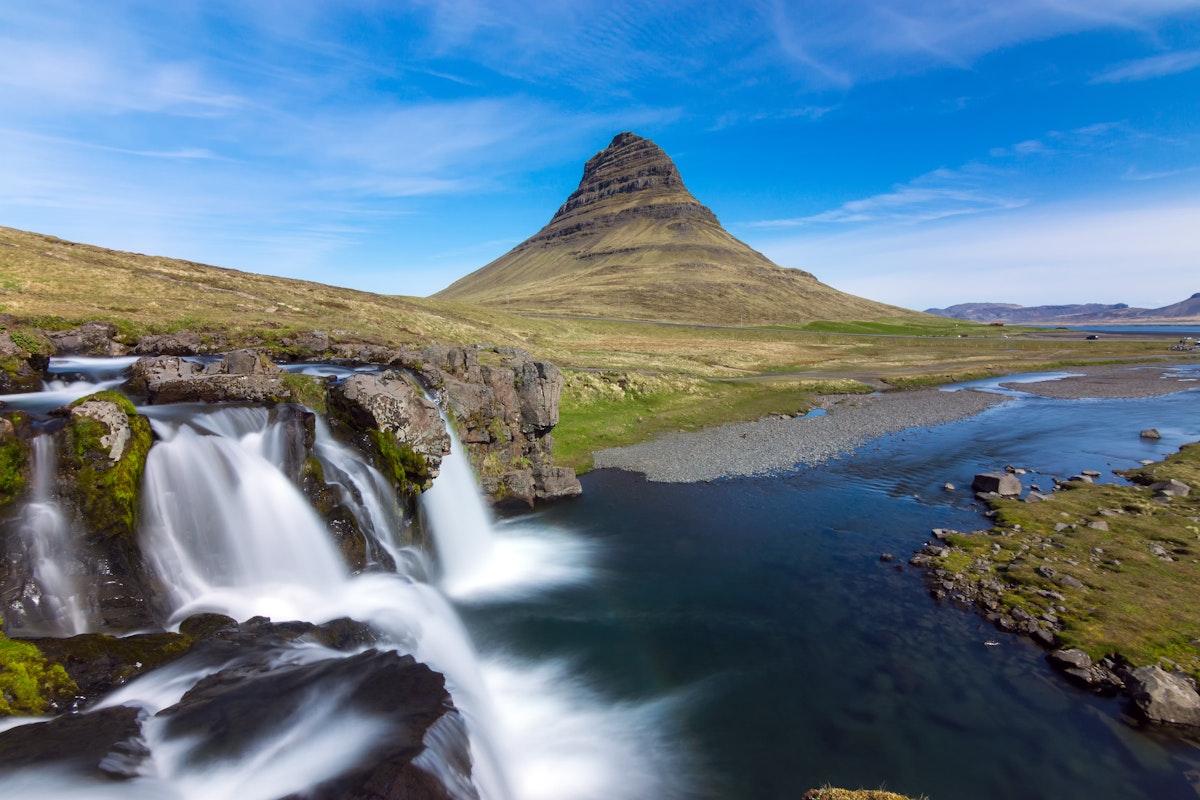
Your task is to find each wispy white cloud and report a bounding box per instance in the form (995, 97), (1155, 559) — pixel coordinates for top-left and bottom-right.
(0, 36), (245, 116)
(989, 139), (1049, 158)
(764, 0), (1200, 87)
(1122, 165), (1200, 181)
(709, 105), (833, 131)
(750, 165), (1027, 227)
(1092, 49), (1200, 83)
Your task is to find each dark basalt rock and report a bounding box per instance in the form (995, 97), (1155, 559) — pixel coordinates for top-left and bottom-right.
(0, 703), (148, 775)
(158, 646), (463, 800)
(329, 371), (450, 500)
(29, 629), (195, 701)
(133, 329), (203, 355)
(418, 345), (581, 507)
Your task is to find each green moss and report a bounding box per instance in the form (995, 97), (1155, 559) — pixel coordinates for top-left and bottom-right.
(69, 389), (138, 416)
(0, 628), (79, 716)
(0, 433), (28, 508)
(932, 442), (1200, 679)
(9, 327), (54, 357)
(281, 373), (329, 413)
(368, 428), (430, 494)
(62, 393), (154, 540)
(556, 371), (871, 472)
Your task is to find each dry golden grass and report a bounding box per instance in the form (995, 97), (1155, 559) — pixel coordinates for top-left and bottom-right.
(2, 225), (1181, 383)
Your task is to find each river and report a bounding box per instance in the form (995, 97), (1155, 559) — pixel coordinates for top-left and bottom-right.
(1, 360), (1199, 798)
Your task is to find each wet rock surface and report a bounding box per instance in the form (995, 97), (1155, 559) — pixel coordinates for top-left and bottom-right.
(1, 617), (466, 799)
(127, 349), (290, 404)
(410, 344), (581, 507)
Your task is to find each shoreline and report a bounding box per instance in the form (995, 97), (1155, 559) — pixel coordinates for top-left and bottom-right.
(593, 363), (1199, 483)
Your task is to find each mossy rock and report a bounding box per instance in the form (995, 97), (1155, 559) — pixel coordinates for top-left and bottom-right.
(0, 628), (79, 716)
(29, 630), (193, 703)
(802, 789), (921, 800)
(0, 413), (30, 509)
(60, 391), (153, 541)
(367, 428), (431, 497)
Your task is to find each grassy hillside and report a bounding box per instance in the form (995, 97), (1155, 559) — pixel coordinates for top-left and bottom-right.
(0, 226), (545, 349)
(2, 224), (1192, 468)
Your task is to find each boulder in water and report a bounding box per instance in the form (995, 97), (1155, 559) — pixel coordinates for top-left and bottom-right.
(125, 349), (322, 406)
(972, 472), (1022, 497)
(1127, 666), (1200, 727)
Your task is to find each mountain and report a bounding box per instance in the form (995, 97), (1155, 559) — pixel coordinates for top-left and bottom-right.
(926, 294), (1200, 325)
(435, 132), (913, 325)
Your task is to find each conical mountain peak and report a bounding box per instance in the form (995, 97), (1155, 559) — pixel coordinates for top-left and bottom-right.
(549, 132), (697, 222)
(435, 133), (911, 325)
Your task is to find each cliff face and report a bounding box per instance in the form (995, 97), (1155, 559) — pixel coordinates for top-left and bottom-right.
(403, 345), (582, 510)
(435, 132), (912, 325)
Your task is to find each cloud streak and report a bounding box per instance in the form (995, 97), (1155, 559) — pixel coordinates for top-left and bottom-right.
(750, 166), (1027, 227)
(1092, 49), (1200, 83)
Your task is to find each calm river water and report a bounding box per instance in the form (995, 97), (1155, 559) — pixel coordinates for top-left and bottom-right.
(461, 385), (1200, 799)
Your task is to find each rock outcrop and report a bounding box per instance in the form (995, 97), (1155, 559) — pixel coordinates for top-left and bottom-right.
(329, 371), (451, 496)
(0, 326), (51, 394)
(46, 321), (128, 357)
(126, 349), (295, 404)
(408, 345), (582, 508)
(2, 616), (468, 799)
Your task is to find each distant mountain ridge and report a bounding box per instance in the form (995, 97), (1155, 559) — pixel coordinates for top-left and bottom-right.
(435, 132), (915, 325)
(926, 293), (1200, 324)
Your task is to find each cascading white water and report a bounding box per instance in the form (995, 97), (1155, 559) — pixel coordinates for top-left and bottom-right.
(13, 435), (90, 635)
(311, 417), (413, 568)
(136, 407), (513, 800)
(420, 427), (496, 594)
(2, 371), (678, 800)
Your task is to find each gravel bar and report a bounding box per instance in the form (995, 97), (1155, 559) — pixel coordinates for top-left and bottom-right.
(998, 364), (1200, 399)
(593, 388), (1006, 483)
(594, 362), (1200, 483)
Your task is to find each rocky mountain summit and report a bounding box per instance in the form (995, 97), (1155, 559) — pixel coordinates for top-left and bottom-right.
(436, 132), (910, 325)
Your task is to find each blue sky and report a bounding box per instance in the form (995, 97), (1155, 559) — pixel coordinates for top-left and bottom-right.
(1, 1), (1197, 310)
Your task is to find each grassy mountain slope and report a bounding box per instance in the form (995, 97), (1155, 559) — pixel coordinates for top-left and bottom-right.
(0, 225), (545, 349)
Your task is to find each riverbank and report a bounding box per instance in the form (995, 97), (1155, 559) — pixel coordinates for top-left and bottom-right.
(592, 363), (1198, 482)
(914, 440), (1200, 733)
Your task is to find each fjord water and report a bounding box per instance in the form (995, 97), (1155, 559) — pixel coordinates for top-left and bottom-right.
(461, 384), (1200, 799)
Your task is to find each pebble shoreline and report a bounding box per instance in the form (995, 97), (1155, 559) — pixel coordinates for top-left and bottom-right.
(593, 364), (1199, 483)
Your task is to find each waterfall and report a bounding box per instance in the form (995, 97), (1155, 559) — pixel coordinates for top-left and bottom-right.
(135, 406), (514, 800)
(11, 435), (90, 635)
(420, 427), (496, 595)
(1, 361), (674, 800)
